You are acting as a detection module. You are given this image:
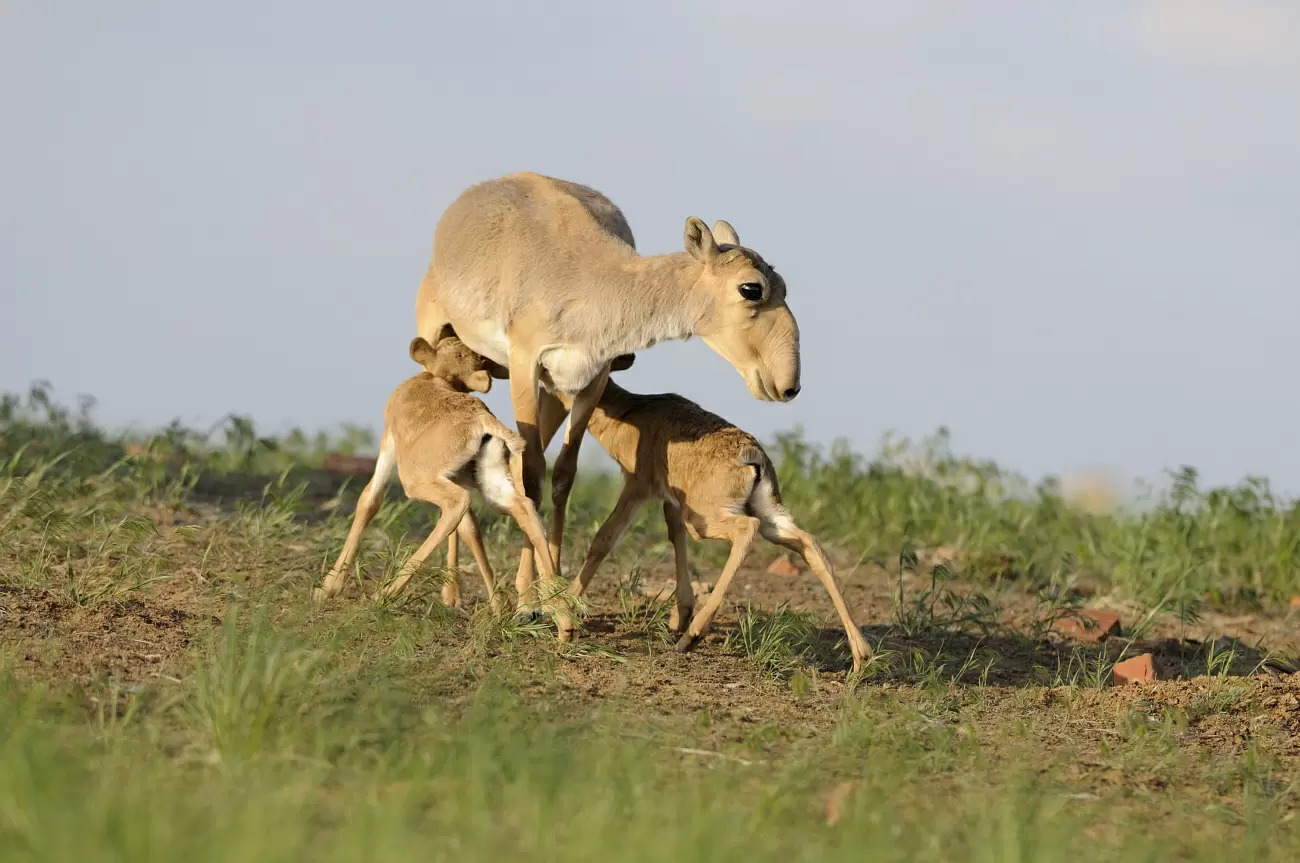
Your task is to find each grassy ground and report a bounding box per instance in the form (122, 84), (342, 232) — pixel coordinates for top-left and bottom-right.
(3, 385), (1300, 861)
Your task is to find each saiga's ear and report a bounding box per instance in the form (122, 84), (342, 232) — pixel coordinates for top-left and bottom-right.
(464, 369), (493, 393)
(409, 337), (437, 368)
(683, 217), (719, 263)
(711, 220), (739, 246)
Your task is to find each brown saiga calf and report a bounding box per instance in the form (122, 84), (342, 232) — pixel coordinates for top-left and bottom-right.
(558, 380), (871, 670)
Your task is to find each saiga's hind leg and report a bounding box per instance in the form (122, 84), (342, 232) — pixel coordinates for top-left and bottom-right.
(662, 501), (695, 635)
(451, 510), (502, 614)
(676, 515), (760, 652)
(315, 436), (397, 601)
(379, 478), (470, 600)
(759, 514), (871, 671)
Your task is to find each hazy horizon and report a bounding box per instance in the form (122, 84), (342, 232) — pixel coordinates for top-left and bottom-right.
(3, 1), (1298, 492)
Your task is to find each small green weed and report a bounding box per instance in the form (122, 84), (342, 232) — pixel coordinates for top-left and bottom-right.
(615, 566), (670, 641)
(727, 601), (818, 679)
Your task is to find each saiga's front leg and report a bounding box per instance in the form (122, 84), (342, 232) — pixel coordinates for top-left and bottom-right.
(676, 515), (760, 652)
(546, 366), (611, 577)
(566, 482), (646, 599)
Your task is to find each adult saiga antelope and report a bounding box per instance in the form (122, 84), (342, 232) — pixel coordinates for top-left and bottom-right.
(556, 380), (872, 671)
(415, 173), (801, 626)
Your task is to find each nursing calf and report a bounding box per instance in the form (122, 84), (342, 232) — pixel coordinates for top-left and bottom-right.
(313, 337), (570, 635)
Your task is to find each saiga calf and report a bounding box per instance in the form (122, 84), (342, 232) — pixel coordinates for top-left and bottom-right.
(313, 337), (568, 632)
(560, 381), (872, 670)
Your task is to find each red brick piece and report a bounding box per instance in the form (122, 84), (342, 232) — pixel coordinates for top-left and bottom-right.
(766, 554), (801, 577)
(323, 453), (378, 477)
(1113, 654), (1155, 686)
(1054, 608), (1122, 643)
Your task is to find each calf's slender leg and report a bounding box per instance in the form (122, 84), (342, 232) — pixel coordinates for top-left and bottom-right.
(380, 479), (470, 599)
(676, 515), (760, 652)
(315, 436), (397, 601)
(662, 501), (695, 635)
(567, 483), (646, 599)
(759, 515), (871, 670)
(441, 530), (461, 608)
(456, 509), (503, 614)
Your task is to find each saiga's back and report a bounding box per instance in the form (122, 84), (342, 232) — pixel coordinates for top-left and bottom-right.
(417, 173), (639, 365)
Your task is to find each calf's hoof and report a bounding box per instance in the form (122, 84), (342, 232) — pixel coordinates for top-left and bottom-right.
(675, 632), (699, 653)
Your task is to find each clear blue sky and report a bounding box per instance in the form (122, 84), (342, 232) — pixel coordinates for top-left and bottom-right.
(2, 1), (1298, 491)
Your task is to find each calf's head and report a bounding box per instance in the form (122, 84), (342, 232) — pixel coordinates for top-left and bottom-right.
(409, 336), (494, 394)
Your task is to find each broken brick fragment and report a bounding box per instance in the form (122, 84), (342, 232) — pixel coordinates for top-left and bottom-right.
(323, 453), (378, 477)
(1053, 608), (1122, 643)
(1113, 654), (1156, 686)
(766, 554), (801, 577)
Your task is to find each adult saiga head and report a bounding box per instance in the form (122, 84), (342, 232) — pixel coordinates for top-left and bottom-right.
(683, 217), (801, 403)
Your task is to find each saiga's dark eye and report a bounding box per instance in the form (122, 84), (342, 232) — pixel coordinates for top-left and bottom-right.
(738, 282), (764, 302)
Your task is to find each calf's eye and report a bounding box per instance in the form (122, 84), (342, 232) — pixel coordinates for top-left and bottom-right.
(738, 282), (764, 302)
